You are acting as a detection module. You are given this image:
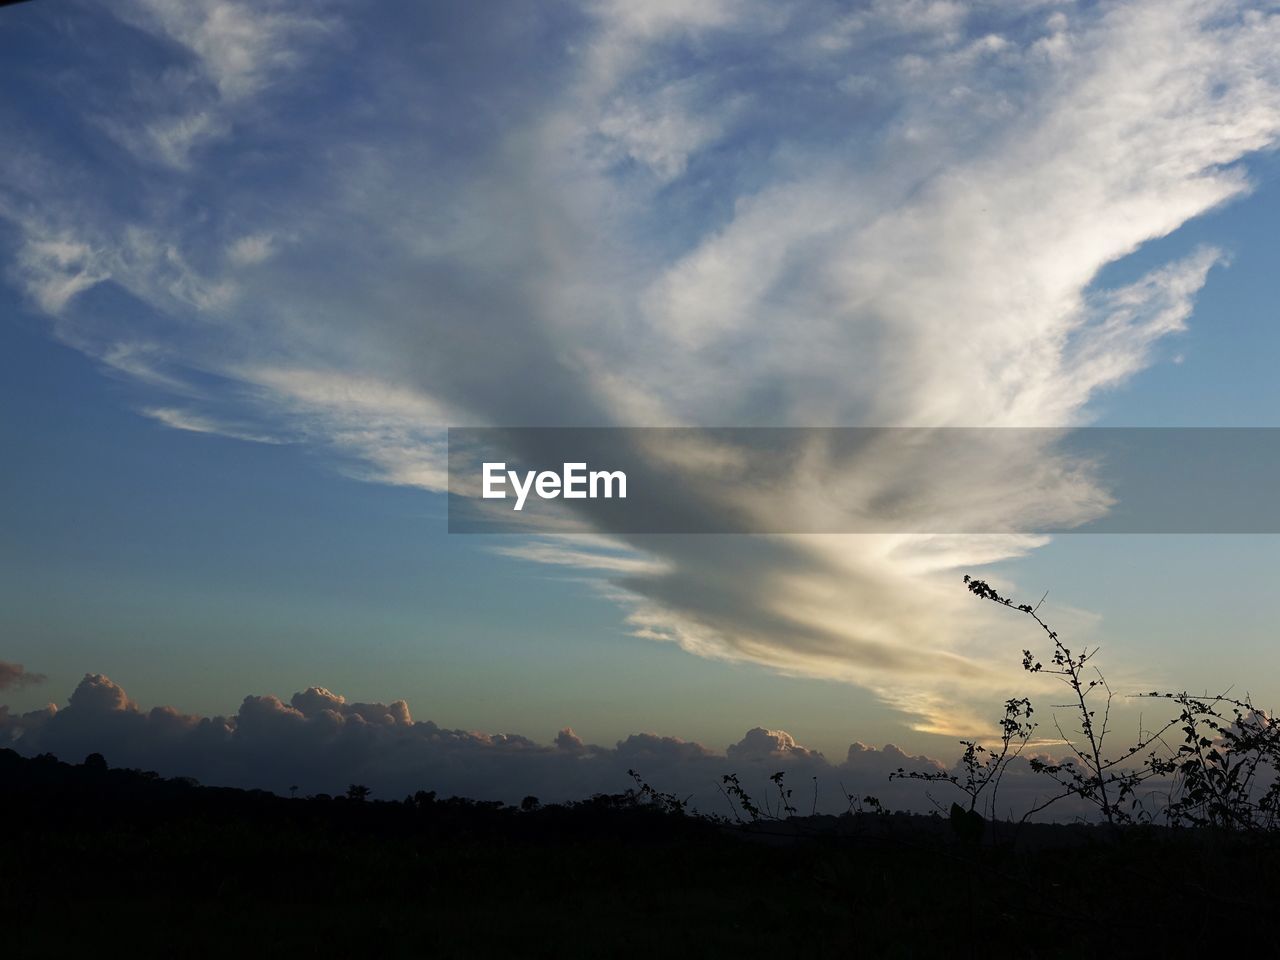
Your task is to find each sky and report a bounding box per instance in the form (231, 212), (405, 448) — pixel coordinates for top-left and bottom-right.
(3, 0), (1280, 809)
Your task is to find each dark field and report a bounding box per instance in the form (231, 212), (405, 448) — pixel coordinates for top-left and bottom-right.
(2, 748), (1274, 958)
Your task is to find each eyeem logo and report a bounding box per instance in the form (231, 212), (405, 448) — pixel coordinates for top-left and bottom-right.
(482, 462), (627, 511)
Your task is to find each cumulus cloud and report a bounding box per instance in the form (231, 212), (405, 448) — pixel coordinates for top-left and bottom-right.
(727, 727), (825, 763)
(1, 672), (1105, 819)
(3, 1), (1280, 732)
(0, 662), (46, 691)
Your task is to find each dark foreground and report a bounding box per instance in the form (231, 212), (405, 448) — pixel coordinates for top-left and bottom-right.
(2, 749), (1276, 957)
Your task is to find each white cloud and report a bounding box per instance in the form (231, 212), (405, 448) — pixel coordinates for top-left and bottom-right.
(122, 0), (330, 101)
(227, 232), (277, 266)
(12, 236), (109, 315)
(140, 406), (284, 444)
(494, 537), (671, 577)
(96, 109), (231, 170)
(596, 79), (738, 181)
(237, 367), (452, 490)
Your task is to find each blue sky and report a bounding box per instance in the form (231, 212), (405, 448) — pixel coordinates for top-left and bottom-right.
(4, 0), (1280, 785)
(1, 304), (897, 755)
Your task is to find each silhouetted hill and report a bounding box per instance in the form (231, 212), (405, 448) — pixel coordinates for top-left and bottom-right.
(2, 747), (1276, 957)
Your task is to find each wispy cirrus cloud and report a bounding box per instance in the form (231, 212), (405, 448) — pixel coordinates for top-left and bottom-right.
(3, 1), (1280, 734)
(140, 406), (284, 445)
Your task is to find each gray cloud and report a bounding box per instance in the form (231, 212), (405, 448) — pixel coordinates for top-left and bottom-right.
(0, 661), (46, 691)
(0, 672), (1110, 820)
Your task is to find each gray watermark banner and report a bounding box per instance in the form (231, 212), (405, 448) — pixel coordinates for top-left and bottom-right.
(447, 427), (1280, 534)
